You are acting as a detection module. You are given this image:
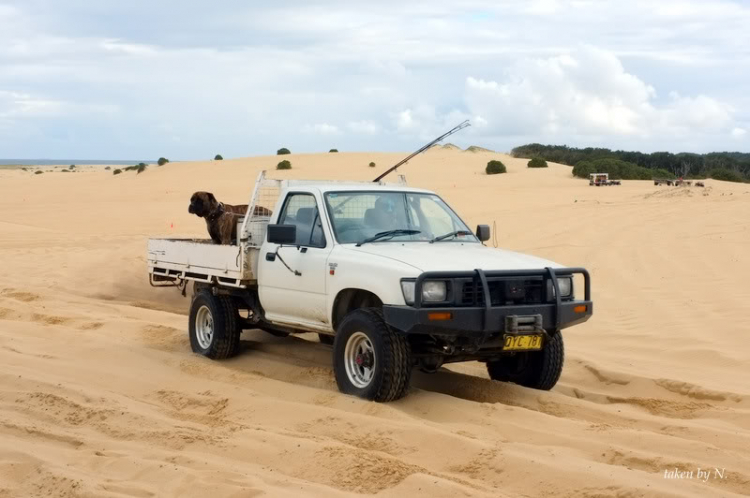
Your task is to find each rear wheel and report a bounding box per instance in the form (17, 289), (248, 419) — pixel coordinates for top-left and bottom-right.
(487, 332), (564, 390)
(189, 290), (241, 359)
(333, 308), (411, 401)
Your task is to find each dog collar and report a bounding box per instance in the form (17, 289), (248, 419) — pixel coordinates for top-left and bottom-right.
(207, 202), (225, 222)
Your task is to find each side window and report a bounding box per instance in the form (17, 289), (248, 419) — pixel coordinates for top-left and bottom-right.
(278, 193), (326, 248)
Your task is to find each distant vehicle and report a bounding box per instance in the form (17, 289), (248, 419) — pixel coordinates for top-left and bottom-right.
(654, 178), (693, 187)
(147, 171), (593, 402)
(654, 178), (677, 186)
(589, 173), (620, 186)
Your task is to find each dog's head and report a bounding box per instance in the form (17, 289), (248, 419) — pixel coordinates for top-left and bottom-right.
(188, 191), (219, 218)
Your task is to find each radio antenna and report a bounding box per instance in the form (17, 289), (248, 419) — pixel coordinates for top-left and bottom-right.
(373, 120), (471, 182)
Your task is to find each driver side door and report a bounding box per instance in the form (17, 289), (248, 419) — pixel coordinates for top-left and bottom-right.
(258, 192), (333, 329)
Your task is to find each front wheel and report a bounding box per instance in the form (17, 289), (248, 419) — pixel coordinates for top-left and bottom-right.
(333, 308), (411, 402)
(486, 332), (564, 390)
(189, 290), (241, 359)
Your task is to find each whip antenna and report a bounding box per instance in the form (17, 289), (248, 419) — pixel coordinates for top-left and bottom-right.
(373, 120), (471, 182)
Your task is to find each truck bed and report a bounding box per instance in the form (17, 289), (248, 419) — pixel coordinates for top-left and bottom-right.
(147, 237), (260, 288)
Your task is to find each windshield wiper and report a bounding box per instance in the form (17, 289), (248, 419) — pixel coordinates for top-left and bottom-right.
(356, 229), (421, 246)
(430, 230), (472, 243)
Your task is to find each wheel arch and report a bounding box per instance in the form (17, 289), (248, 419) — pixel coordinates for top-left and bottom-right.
(331, 288), (383, 331)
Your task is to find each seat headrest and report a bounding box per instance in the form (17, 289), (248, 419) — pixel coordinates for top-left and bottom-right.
(296, 207), (315, 224)
(364, 208), (378, 227)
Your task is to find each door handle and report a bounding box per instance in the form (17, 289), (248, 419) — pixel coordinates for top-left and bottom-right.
(265, 252), (276, 262)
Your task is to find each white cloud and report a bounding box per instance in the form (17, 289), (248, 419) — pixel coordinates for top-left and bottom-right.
(464, 46), (734, 141)
(347, 120), (381, 134)
(0, 90), (118, 119)
(101, 39), (158, 56)
(302, 123), (340, 135)
(731, 127), (747, 138)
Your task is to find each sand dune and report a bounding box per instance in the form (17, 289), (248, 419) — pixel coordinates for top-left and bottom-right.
(1, 150), (749, 497)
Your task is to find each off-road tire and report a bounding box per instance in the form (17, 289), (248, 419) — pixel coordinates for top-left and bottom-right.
(333, 308), (411, 401)
(189, 290), (241, 359)
(318, 333), (334, 345)
(486, 332), (564, 390)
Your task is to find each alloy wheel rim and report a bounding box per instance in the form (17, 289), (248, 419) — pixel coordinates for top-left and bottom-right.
(195, 305), (214, 349)
(344, 331), (376, 388)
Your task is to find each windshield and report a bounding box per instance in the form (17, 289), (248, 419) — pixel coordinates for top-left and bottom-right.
(324, 191), (478, 244)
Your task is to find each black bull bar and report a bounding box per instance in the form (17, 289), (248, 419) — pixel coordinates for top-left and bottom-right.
(383, 267), (592, 336)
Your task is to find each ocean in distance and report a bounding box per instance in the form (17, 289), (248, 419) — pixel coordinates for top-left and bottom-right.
(0, 159), (156, 166)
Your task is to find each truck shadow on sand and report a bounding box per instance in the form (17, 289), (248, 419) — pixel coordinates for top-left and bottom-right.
(231, 330), (533, 407)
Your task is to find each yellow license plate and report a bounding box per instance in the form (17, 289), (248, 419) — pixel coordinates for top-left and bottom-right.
(503, 334), (544, 351)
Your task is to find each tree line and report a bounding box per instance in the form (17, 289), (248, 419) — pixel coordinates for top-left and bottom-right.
(511, 144), (750, 183)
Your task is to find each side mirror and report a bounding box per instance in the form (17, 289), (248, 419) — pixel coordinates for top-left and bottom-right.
(267, 224), (297, 245)
(476, 224), (490, 242)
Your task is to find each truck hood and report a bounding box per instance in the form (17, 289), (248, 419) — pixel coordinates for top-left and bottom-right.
(345, 243), (562, 273)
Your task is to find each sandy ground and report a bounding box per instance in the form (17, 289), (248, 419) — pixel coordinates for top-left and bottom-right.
(1, 149), (749, 498)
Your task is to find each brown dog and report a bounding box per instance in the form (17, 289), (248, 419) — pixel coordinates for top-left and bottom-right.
(189, 192), (272, 244)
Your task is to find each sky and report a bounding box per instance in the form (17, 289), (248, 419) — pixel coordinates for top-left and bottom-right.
(0, 0), (748, 160)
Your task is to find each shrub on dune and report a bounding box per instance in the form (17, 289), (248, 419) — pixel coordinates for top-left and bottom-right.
(158, 157), (169, 166)
(113, 169), (122, 175)
(277, 159), (292, 170)
(214, 154), (223, 160)
(34, 170), (43, 175)
(369, 161), (376, 168)
(329, 149), (338, 153)
(528, 157), (548, 168)
(486, 160), (507, 175)
(277, 148), (291, 155)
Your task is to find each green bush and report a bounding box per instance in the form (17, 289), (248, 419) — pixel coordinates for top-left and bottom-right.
(214, 154), (223, 160)
(486, 160), (507, 175)
(369, 161), (376, 168)
(277, 159), (292, 170)
(104, 166), (111, 170)
(329, 149), (338, 153)
(157, 157), (169, 166)
(69, 164), (76, 170)
(136, 163), (147, 174)
(113, 169), (122, 175)
(34, 170), (43, 175)
(527, 157), (548, 168)
(61, 169), (70, 173)
(277, 148), (291, 155)
(708, 168), (746, 183)
(21, 167), (27, 171)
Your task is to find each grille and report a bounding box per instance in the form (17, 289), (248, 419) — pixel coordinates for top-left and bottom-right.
(459, 278), (545, 306)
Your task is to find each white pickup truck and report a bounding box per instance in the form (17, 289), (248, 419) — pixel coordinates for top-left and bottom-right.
(148, 172), (593, 401)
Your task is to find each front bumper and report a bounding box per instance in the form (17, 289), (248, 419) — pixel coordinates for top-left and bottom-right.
(383, 267), (592, 336)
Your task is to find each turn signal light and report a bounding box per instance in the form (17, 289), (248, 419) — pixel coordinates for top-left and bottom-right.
(574, 305), (587, 313)
(428, 312), (453, 321)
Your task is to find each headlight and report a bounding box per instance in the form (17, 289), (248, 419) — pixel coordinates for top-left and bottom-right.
(401, 280), (416, 305)
(422, 281), (447, 302)
(401, 280), (448, 304)
(547, 277), (573, 298)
